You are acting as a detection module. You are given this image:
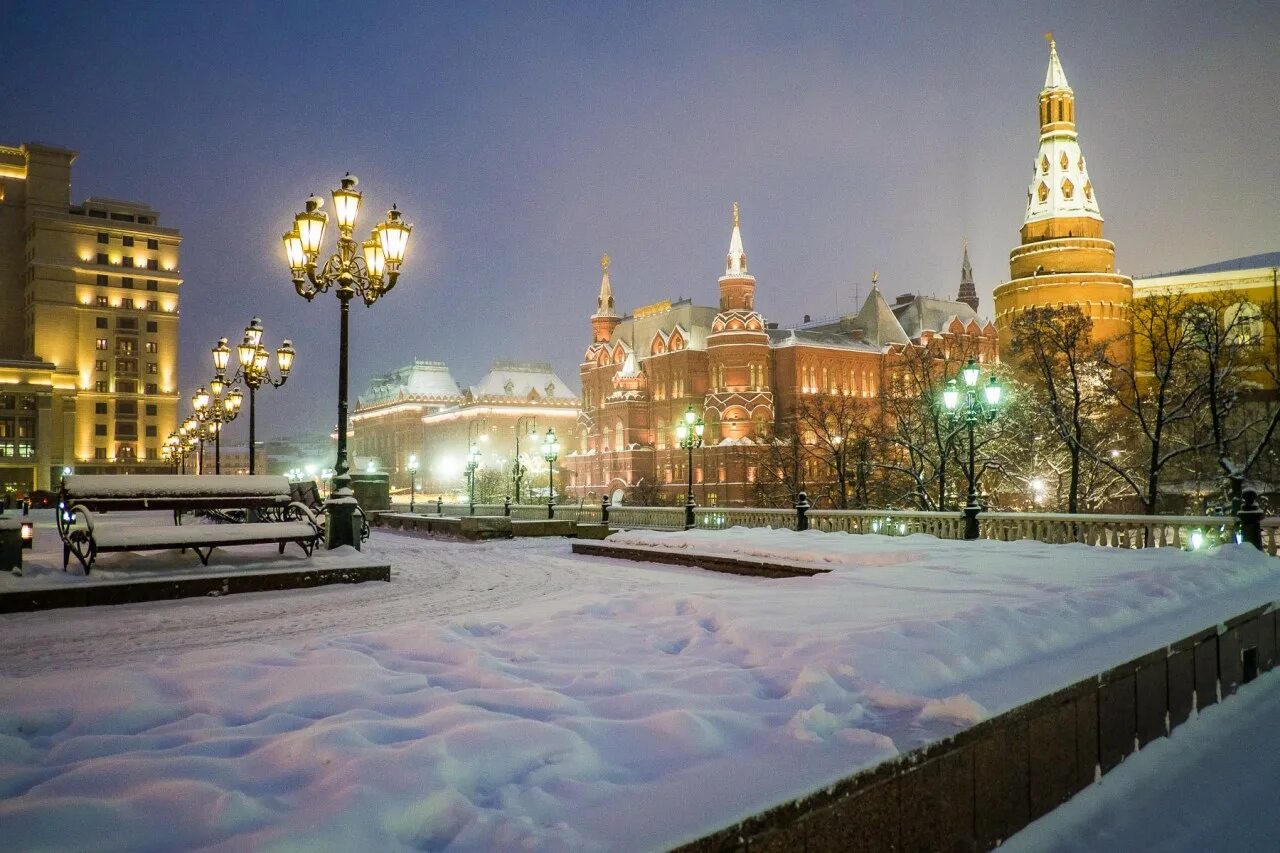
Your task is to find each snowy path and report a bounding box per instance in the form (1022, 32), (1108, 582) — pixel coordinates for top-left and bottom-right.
(3, 523), (1280, 851)
(0, 533), (681, 677)
(1005, 668), (1280, 852)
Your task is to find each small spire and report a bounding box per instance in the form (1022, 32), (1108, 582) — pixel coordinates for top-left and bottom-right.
(1044, 32), (1070, 90)
(594, 252), (617, 317)
(871, 271), (879, 290)
(725, 202), (748, 276)
(958, 240), (979, 312)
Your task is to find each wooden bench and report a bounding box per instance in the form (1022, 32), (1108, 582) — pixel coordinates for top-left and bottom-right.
(57, 475), (324, 574)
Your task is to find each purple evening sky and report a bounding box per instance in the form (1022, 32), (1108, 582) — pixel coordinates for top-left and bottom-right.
(2, 0), (1277, 441)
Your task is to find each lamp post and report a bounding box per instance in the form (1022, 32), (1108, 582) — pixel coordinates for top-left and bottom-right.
(465, 443), (481, 511)
(941, 356), (1003, 540)
(282, 174), (412, 550)
(192, 375), (242, 474)
(407, 453), (419, 513)
(228, 318), (295, 475)
(675, 405), (705, 529)
(513, 415), (536, 504)
(542, 427), (560, 519)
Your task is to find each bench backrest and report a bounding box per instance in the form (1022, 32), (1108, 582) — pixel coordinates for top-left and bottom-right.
(61, 474), (293, 511)
(289, 480), (323, 509)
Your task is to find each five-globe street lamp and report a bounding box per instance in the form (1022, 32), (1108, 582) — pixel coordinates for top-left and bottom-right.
(192, 375), (243, 474)
(283, 173), (412, 550)
(465, 444), (481, 511)
(226, 318), (295, 475)
(675, 405), (706, 529)
(941, 356), (1004, 540)
(407, 453), (419, 513)
(513, 415), (537, 505)
(541, 427), (560, 519)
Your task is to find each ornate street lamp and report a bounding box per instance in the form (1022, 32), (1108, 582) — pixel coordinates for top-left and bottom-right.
(194, 369), (242, 475)
(513, 415), (537, 505)
(283, 173), (412, 550)
(407, 453), (419, 513)
(226, 317), (294, 474)
(465, 443), (481, 512)
(942, 356), (1004, 540)
(541, 427), (560, 519)
(675, 404), (705, 529)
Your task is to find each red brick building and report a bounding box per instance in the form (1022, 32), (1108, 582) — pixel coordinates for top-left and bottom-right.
(565, 207), (998, 506)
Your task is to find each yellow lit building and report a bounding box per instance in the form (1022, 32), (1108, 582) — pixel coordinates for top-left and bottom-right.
(993, 37), (1133, 359)
(0, 142), (182, 495)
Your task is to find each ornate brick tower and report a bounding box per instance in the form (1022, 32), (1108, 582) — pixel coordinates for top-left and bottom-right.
(993, 35), (1132, 359)
(706, 203), (773, 442)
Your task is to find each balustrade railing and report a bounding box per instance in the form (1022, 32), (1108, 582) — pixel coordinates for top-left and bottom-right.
(694, 507), (798, 531)
(807, 509), (966, 539)
(607, 506), (686, 531)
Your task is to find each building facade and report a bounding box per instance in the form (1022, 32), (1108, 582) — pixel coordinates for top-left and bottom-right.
(566, 213), (997, 507)
(992, 37), (1133, 359)
(350, 360), (581, 500)
(0, 142), (181, 495)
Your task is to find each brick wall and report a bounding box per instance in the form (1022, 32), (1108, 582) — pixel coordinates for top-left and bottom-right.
(673, 602), (1278, 852)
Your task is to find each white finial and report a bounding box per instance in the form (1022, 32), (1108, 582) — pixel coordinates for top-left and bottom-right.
(725, 202), (747, 276)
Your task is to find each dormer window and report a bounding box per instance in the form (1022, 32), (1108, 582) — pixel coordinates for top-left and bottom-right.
(1041, 154), (1049, 174)
(1060, 151), (1069, 170)
(1083, 180), (1093, 201)
(1061, 178), (1074, 200)
(1037, 181), (1049, 202)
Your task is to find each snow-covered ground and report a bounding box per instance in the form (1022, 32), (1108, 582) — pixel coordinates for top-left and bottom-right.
(1005, 666), (1280, 852)
(1, 519), (1278, 851)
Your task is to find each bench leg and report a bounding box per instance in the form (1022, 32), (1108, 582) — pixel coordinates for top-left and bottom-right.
(279, 541), (287, 555)
(193, 547), (213, 566)
(63, 542), (70, 571)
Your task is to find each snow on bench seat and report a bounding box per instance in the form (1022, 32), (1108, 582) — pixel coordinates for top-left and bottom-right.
(63, 474), (292, 499)
(91, 521), (319, 550)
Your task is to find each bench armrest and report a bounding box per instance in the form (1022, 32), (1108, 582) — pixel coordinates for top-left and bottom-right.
(288, 501), (324, 532)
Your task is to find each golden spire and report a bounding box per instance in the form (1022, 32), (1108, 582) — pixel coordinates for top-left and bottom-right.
(601, 252), (610, 273)
(1045, 31), (1054, 48)
(732, 201), (739, 228)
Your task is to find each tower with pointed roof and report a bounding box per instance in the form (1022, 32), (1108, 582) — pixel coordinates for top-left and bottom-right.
(591, 253), (621, 343)
(957, 241), (979, 312)
(993, 35), (1132, 358)
(706, 203), (774, 443)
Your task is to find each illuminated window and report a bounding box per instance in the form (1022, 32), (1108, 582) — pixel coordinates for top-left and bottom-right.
(1061, 178), (1074, 200)
(1037, 182), (1049, 202)
(144, 342), (157, 354)
(1083, 181), (1093, 201)
(1060, 151), (1069, 170)
(1041, 154), (1049, 174)
(95, 338), (108, 350)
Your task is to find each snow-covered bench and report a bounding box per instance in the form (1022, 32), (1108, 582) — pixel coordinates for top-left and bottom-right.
(57, 475), (324, 573)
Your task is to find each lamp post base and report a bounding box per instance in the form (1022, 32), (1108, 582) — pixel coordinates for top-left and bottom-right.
(684, 497), (695, 530)
(325, 481), (361, 550)
(962, 501), (981, 541)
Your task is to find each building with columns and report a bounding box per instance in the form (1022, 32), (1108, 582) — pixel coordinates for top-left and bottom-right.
(993, 36), (1133, 359)
(567, 209), (997, 507)
(350, 360), (581, 499)
(0, 142), (182, 496)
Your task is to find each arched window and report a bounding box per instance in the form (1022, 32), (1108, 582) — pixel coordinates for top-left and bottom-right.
(614, 420), (625, 451)
(655, 418), (667, 449)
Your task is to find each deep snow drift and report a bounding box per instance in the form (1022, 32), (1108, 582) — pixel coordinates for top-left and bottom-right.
(1, 521), (1277, 851)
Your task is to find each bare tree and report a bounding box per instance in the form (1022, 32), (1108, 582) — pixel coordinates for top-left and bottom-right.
(1186, 290), (1280, 510)
(1096, 291), (1211, 513)
(793, 389), (879, 508)
(1008, 306), (1109, 513)
(753, 421), (805, 508)
(876, 342), (984, 510)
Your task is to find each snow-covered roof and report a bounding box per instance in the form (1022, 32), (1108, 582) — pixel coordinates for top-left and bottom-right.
(891, 295), (981, 340)
(469, 361), (578, 401)
(359, 360), (462, 405)
(1133, 252), (1280, 280)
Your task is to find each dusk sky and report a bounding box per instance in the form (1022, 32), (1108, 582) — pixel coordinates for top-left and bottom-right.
(4, 0), (1278, 442)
